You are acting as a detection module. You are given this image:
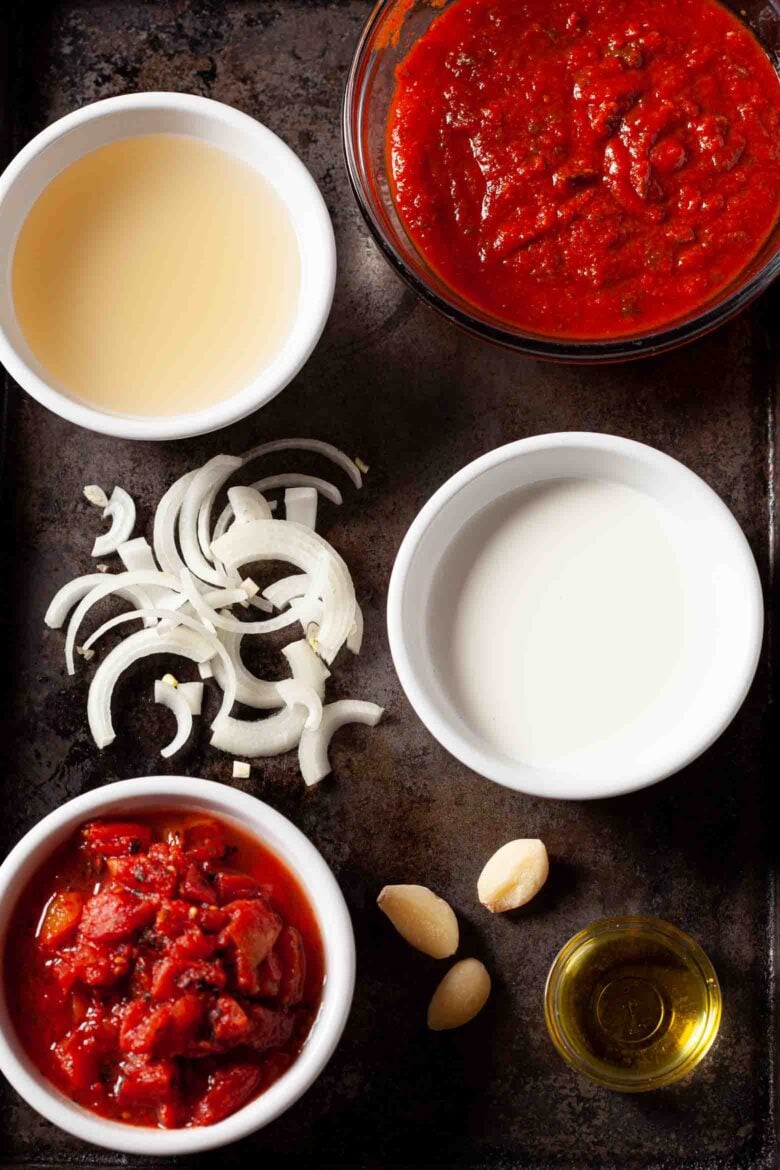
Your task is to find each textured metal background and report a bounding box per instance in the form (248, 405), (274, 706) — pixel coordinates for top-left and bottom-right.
(0, 2), (776, 1168)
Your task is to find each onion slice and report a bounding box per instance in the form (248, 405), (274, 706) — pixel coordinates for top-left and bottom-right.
(229, 486), (273, 524)
(263, 573), (310, 610)
(240, 438), (362, 488)
(211, 520), (356, 664)
(118, 538), (178, 607)
(180, 455), (242, 586)
(285, 486), (318, 529)
(154, 679), (194, 758)
(347, 603), (364, 655)
(212, 475), (341, 547)
(276, 679), (323, 730)
(212, 630), (285, 710)
(65, 569), (181, 675)
(45, 575), (154, 630)
(92, 487), (136, 557)
(179, 569), (302, 638)
(299, 700), (384, 786)
(153, 469), (198, 579)
(210, 640), (329, 757)
(178, 681), (204, 715)
(87, 626), (214, 749)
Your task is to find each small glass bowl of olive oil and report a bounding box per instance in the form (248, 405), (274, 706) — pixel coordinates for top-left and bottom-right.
(544, 916), (721, 1091)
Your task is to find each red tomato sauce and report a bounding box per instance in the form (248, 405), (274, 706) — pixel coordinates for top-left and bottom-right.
(4, 812), (324, 1129)
(387, 0), (780, 337)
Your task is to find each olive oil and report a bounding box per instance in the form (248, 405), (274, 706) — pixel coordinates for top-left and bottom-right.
(545, 917), (721, 1091)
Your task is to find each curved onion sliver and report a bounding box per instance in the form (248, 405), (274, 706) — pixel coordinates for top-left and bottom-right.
(118, 537), (179, 607)
(263, 573), (310, 610)
(276, 679), (323, 730)
(65, 569), (181, 675)
(92, 487), (136, 557)
(180, 455), (242, 587)
(153, 469), (198, 579)
(45, 575), (155, 630)
(211, 520), (355, 664)
(210, 640), (329, 757)
(346, 603), (364, 655)
(299, 700), (384, 786)
(179, 569), (302, 638)
(154, 679), (194, 758)
(87, 626), (214, 749)
(240, 438), (362, 488)
(212, 475), (341, 551)
(213, 630), (285, 711)
(178, 681), (204, 715)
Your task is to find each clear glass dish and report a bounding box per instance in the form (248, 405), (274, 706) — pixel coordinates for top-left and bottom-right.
(342, 0), (780, 363)
(544, 916), (722, 1091)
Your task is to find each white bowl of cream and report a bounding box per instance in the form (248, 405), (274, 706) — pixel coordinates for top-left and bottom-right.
(387, 433), (763, 800)
(0, 92), (335, 440)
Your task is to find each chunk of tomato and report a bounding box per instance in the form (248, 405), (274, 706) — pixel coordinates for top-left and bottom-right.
(219, 899), (282, 996)
(82, 821), (152, 858)
(192, 1062), (263, 1126)
(38, 891), (84, 948)
(79, 889), (157, 943)
(182, 819), (227, 862)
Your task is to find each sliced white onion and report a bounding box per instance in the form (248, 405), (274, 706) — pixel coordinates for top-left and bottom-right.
(285, 486), (318, 529)
(92, 487), (136, 557)
(347, 603), (364, 655)
(240, 438), (362, 488)
(233, 760), (251, 779)
(263, 573), (310, 610)
(118, 538), (178, 607)
(299, 701), (384, 786)
(154, 679), (194, 758)
(178, 681), (204, 715)
(198, 660), (214, 680)
(211, 520), (356, 664)
(210, 640), (329, 757)
(45, 575), (155, 630)
(213, 630), (284, 710)
(276, 679), (323, 730)
(212, 475), (341, 547)
(65, 569), (181, 675)
(153, 469), (198, 579)
(179, 569), (303, 638)
(87, 626), (214, 749)
(229, 486), (273, 524)
(180, 455), (242, 586)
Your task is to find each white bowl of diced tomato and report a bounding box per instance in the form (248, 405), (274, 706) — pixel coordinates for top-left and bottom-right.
(0, 777), (355, 1154)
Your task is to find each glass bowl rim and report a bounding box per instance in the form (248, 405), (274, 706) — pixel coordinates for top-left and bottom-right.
(342, 0), (780, 363)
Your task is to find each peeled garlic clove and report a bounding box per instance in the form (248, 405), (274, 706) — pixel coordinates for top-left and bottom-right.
(377, 884), (459, 958)
(477, 838), (549, 913)
(428, 958), (491, 1031)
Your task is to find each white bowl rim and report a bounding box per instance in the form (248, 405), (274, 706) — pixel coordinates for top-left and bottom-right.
(0, 776), (355, 1155)
(0, 92), (336, 441)
(387, 431), (764, 801)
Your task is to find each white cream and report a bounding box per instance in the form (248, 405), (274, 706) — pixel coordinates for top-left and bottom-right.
(430, 477), (707, 771)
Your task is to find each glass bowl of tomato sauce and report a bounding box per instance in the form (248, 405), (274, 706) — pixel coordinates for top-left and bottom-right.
(0, 777), (355, 1155)
(343, 0), (780, 362)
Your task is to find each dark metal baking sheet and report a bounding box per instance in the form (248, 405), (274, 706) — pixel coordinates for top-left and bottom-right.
(0, 2), (776, 1167)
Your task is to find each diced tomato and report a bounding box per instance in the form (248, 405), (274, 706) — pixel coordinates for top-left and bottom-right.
(154, 899), (193, 939)
(192, 1062), (263, 1126)
(120, 994), (203, 1059)
(198, 906), (228, 934)
(169, 925), (218, 962)
(244, 1003), (294, 1052)
(106, 853), (178, 898)
(69, 940), (134, 987)
(254, 947), (282, 999)
(80, 889), (158, 943)
(213, 870), (263, 904)
(219, 899), (282, 995)
(182, 819), (226, 862)
(209, 995), (252, 1047)
(157, 1096), (190, 1128)
(115, 1054), (177, 1105)
(276, 925), (306, 1006)
(151, 957), (226, 1001)
(38, 891), (84, 948)
(180, 863), (217, 905)
(52, 1005), (117, 1091)
(82, 821), (152, 858)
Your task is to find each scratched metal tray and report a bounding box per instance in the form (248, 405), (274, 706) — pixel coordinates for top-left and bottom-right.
(0, 2), (777, 1168)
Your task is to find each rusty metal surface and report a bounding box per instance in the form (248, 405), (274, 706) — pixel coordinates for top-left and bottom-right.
(0, 2), (776, 1168)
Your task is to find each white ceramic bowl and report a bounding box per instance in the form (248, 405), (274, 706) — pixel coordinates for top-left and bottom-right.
(0, 777), (355, 1155)
(0, 93), (336, 440)
(387, 432), (764, 801)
